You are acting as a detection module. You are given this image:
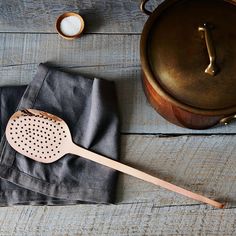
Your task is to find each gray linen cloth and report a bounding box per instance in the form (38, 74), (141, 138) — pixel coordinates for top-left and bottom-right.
(0, 63), (120, 205)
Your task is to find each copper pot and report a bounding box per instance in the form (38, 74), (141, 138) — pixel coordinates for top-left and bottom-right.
(140, 0), (236, 129)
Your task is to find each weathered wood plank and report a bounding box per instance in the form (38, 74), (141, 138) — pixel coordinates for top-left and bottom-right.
(118, 135), (236, 206)
(0, 33), (140, 67)
(0, 204), (235, 235)
(0, 133), (235, 234)
(2, 131), (236, 235)
(1, 66), (236, 134)
(1, 135), (234, 207)
(0, 0), (163, 33)
(1, 1), (235, 235)
(0, 33), (236, 134)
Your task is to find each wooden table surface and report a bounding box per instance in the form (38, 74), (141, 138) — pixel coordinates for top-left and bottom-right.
(1, 0), (236, 235)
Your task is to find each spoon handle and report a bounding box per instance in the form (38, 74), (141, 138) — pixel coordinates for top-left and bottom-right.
(69, 143), (224, 209)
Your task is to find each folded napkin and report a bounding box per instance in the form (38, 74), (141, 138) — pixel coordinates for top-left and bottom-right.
(0, 63), (120, 205)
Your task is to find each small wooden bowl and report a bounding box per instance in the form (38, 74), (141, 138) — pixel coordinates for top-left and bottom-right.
(55, 12), (85, 40)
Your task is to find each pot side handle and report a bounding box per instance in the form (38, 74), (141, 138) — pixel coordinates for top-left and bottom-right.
(220, 114), (236, 126)
(140, 0), (152, 15)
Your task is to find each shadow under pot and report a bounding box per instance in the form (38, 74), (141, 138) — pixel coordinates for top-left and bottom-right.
(140, 0), (236, 129)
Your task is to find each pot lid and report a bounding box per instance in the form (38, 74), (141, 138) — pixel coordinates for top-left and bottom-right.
(146, 0), (236, 110)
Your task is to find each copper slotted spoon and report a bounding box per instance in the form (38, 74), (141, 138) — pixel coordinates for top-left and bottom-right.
(5, 109), (224, 208)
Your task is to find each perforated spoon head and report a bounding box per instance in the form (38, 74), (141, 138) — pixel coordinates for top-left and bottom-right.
(5, 109), (73, 163)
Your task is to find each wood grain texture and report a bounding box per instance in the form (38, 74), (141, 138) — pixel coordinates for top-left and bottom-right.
(118, 135), (236, 207)
(1, 0), (236, 235)
(0, 0), (164, 33)
(0, 34), (140, 67)
(0, 204), (236, 236)
(0, 134), (236, 235)
(0, 33), (236, 134)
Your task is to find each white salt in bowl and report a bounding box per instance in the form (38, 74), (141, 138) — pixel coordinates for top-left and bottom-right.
(56, 12), (85, 40)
